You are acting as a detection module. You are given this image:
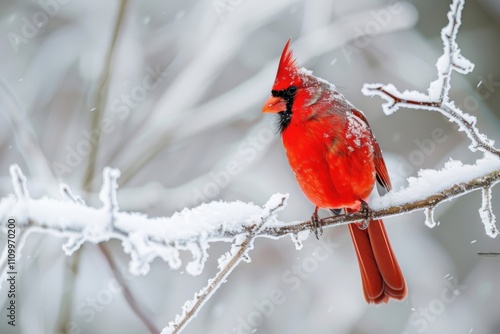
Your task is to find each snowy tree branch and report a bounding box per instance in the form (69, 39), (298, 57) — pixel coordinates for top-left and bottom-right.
(1, 157), (499, 294)
(164, 195), (287, 334)
(362, 0), (500, 159)
(0, 158), (498, 331)
(265, 159), (500, 239)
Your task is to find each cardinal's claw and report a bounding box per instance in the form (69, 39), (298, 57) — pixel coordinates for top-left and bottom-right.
(357, 200), (373, 230)
(311, 207), (323, 239)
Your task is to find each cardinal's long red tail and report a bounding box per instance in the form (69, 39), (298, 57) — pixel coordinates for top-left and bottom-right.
(348, 216), (407, 304)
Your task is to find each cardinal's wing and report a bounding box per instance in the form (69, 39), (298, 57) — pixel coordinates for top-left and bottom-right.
(351, 109), (392, 193)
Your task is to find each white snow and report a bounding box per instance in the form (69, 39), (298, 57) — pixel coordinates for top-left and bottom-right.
(162, 192), (287, 334)
(479, 186), (498, 238)
(0, 167), (289, 278)
(424, 207), (437, 229)
(373, 156), (500, 211)
(290, 230), (310, 250)
(361, 83), (432, 115)
(9, 164), (29, 201)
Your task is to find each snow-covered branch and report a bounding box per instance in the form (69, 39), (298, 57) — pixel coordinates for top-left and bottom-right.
(362, 0), (500, 159)
(0, 157), (498, 330)
(164, 195), (287, 334)
(1, 158), (499, 288)
(0, 166), (289, 281)
(267, 157), (500, 240)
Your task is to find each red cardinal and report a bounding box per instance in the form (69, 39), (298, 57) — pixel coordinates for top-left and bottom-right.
(262, 40), (406, 304)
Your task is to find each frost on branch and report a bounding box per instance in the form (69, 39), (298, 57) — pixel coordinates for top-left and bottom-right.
(373, 157), (500, 209)
(163, 194), (288, 334)
(361, 0), (499, 158)
(372, 157), (500, 237)
(0, 165), (289, 278)
(9, 164), (29, 201)
(479, 186), (498, 238)
(424, 207), (438, 229)
(358, 0), (500, 240)
(290, 230), (310, 250)
(430, 0), (474, 100)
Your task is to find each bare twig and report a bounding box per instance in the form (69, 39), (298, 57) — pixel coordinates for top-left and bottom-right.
(99, 244), (160, 334)
(57, 0), (128, 316)
(82, 0), (129, 192)
(0, 80), (55, 183)
(75, 2), (159, 334)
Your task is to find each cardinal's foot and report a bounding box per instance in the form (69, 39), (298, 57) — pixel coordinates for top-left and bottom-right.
(357, 200), (373, 230)
(311, 207), (323, 239)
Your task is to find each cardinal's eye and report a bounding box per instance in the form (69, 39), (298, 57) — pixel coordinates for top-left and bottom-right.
(287, 86), (297, 95)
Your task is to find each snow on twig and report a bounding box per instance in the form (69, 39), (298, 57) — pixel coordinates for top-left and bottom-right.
(479, 186), (498, 238)
(1, 157), (498, 286)
(163, 194), (288, 334)
(0, 159), (498, 329)
(361, 0), (500, 158)
(0, 167), (290, 279)
(262, 157), (500, 239)
(360, 0), (500, 241)
(0, 165), (31, 288)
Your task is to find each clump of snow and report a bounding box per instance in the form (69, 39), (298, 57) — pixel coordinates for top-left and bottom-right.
(185, 237), (210, 276)
(374, 156), (500, 238)
(9, 164), (29, 201)
(424, 207), (437, 229)
(479, 186), (498, 238)
(99, 167), (120, 218)
(373, 156), (500, 210)
(290, 230), (310, 250)
(62, 235), (85, 255)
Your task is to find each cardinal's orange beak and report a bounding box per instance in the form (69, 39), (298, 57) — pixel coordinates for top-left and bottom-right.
(262, 95), (286, 114)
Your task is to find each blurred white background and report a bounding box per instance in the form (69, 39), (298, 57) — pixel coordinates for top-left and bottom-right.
(1, 0), (500, 333)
